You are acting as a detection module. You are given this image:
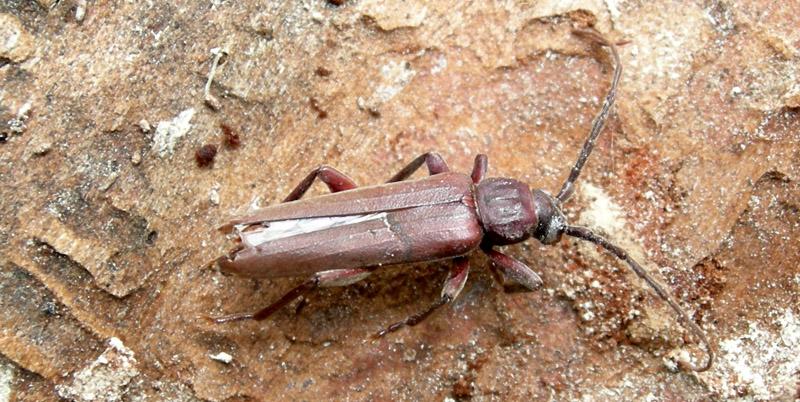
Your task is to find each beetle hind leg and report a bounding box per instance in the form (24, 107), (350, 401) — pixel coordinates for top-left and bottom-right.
(373, 257), (469, 338)
(204, 267), (374, 324)
(204, 279), (317, 323)
(205, 243), (245, 272)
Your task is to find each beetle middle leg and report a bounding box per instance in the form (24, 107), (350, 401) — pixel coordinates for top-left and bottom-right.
(374, 256), (469, 337)
(471, 154), (488, 184)
(386, 152), (450, 182)
(205, 267), (374, 324)
(283, 166), (358, 202)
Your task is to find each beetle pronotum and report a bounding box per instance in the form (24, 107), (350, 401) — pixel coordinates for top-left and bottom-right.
(208, 28), (713, 372)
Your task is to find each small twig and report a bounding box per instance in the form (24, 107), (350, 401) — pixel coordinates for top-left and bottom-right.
(204, 48), (227, 110)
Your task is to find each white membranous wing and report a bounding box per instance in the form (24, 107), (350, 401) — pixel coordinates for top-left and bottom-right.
(236, 212), (390, 247)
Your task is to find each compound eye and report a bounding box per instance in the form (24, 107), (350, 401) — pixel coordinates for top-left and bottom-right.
(530, 189), (566, 245)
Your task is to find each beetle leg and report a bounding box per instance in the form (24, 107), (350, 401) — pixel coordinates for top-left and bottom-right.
(373, 257), (469, 337)
(205, 267), (374, 324)
(471, 154), (488, 184)
(483, 247), (543, 293)
(283, 166), (358, 202)
(386, 152), (449, 182)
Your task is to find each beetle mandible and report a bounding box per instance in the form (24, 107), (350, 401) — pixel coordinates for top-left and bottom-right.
(208, 28), (713, 372)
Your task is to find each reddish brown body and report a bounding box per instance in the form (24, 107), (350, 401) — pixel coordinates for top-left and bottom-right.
(207, 28), (713, 372)
(219, 173), (483, 278)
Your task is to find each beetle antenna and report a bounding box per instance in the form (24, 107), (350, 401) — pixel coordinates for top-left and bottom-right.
(563, 225), (714, 372)
(556, 28), (622, 203)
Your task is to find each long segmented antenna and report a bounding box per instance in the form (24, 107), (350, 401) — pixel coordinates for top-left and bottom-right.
(556, 28), (622, 203)
(564, 226), (714, 372)
(555, 29), (713, 371)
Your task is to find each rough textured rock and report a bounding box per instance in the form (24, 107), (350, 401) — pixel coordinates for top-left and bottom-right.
(0, 1), (797, 400)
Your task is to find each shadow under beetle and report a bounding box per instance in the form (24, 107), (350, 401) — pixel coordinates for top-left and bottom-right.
(208, 28), (713, 372)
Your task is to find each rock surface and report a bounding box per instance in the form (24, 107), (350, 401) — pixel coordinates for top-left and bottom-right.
(0, 1), (798, 400)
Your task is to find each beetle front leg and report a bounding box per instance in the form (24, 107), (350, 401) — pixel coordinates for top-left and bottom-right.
(374, 256), (469, 337)
(483, 247), (543, 293)
(283, 166), (358, 202)
(386, 152), (450, 182)
(205, 267), (374, 324)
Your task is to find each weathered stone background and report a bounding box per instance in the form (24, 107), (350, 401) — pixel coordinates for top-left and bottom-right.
(1, 0), (798, 400)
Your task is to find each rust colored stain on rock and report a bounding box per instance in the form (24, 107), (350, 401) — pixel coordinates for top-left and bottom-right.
(195, 144), (218, 167)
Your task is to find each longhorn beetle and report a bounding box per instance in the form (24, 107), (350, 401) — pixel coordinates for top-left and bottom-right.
(208, 28), (713, 372)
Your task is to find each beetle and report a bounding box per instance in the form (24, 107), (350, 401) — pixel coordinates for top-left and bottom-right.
(207, 28), (713, 371)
